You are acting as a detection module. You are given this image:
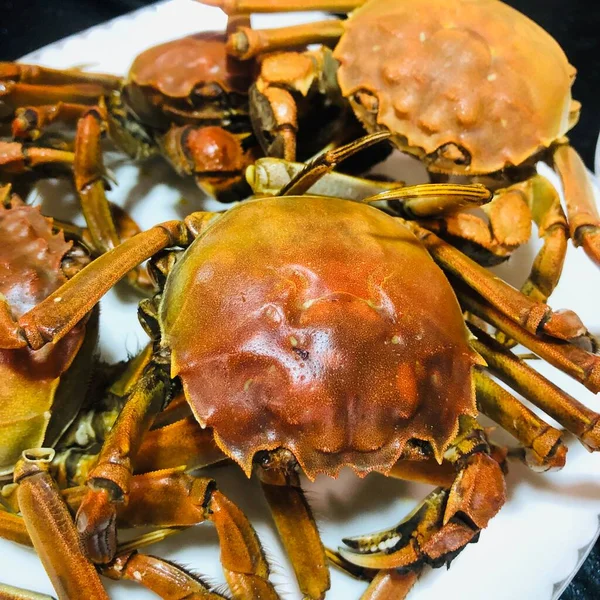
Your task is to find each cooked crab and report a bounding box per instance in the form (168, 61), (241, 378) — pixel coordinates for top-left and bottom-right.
(200, 0), (600, 302)
(0, 187), (99, 482)
(0, 24), (259, 273)
(1, 155), (599, 599)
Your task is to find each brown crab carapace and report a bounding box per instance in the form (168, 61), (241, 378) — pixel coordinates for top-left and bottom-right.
(200, 0), (600, 295)
(0, 28), (257, 285)
(2, 154), (599, 599)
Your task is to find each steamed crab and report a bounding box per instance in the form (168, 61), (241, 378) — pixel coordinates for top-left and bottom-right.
(201, 0), (600, 302)
(2, 145), (599, 599)
(0, 25), (258, 268)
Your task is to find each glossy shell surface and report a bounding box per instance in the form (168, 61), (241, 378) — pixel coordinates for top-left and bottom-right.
(0, 204), (87, 476)
(128, 32), (251, 97)
(335, 0), (575, 173)
(160, 196), (479, 478)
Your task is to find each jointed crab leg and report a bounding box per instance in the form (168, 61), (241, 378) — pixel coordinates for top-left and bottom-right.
(470, 326), (600, 452)
(365, 184), (492, 218)
(474, 370), (566, 471)
(133, 416), (226, 473)
(459, 291), (600, 394)
(359, 570), (421, 600)
(0, 63), (122, 89)
(256, 452), (330, 600)
(13, 450), (109, 600)
(0, 83), (109, 116)
(12, 103), (96, 140)
(0, 510), (225, 599)
(553, 144), (600, 267)
(104, 468), (279, 600)
(403, 220), (586, 342)
(0, 584), (55, 600)
(228, 20), (345, 60)
(278, 131), (390, 195)
(0, 141), (74, 171)
(247, 156), (403, 199)
(338, 418), (505, 574)
(103, 551), (227, 599)
(76, 358), (171, 562)
(512, 175), (569, 303)
(3, 212), (217, 349)
(201, 0), (365, 13)
(74, 109), (120, 254)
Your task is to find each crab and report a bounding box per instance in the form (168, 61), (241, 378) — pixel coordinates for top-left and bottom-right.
(0, 25), (260, 273)
(200, 0), (600, 304)
(2, 140), (599, 599)
(0, 186), (99, 483)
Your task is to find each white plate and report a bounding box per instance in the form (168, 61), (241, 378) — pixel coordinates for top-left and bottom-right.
(2, 1), (600, 598)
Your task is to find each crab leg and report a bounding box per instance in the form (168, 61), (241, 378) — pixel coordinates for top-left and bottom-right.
(359, 570), (420, 600)
(470, 325), (600, 451)
(0, 141), (74, 172)
(247, 157), (403, 199)
(13, 449), (109, 600)
(509, 175), (569, 303)
(553, 144), (600, 267)
(474, 370), (567, 471)
(0, 63), (122, 89)
(74, 109), (121, 254)
(1, 212), (217, 350)
(97, 468), (279, 599)
(459, 291), (600, 394)
(75, 358), (171, 563)
(337, 418), (505, 572)
(102, 551), (227, 599)
(228, 20), (345, 60)
(3, 468), (279, 599)
(256, 454), (330, 600)
(133, 416), (226, 473)
(365, 183), (492, 217)
(12, 103), (94, 140)
(403, 220), (587, 342)
(1, 506), (214, 598)
(200, 0), (365, 13)
(0, 82), (108, 116)
(279, 131), (391, 195)
(0, 584), (55, 600)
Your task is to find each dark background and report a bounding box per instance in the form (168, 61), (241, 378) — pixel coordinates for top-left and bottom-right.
(1, 1), (599, 598)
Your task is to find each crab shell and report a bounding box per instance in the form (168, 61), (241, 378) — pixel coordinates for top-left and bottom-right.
(334, 0), (577, 174)
(159, 196), (480, 479)
(124, 32), (253, 129)
(0, 204), (97, 477)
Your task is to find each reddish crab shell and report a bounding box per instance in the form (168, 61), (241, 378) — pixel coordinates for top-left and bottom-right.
(124, 32), (253, 128)
(159, 196), (480, 479)
(0, 203), (96, 477)
(334, 0), (577, 173)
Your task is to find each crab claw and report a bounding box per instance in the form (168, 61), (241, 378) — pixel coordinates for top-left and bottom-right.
(339, 487), (482, 570)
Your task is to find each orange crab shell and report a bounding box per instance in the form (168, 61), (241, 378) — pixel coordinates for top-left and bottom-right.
(125, 32), (253, 127)
(160, 196), (481, 479)
(0, 203), (92, 476)
(129, 32), (251, 97)
(334, 0), (576, 174)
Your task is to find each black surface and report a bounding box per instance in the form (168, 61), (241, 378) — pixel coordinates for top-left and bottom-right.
(1, 1), (600, 598)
